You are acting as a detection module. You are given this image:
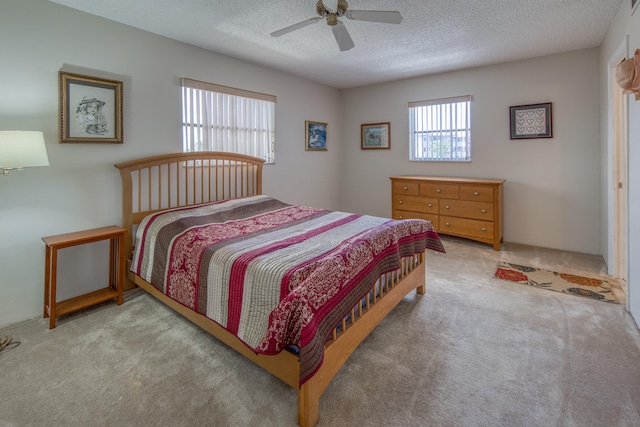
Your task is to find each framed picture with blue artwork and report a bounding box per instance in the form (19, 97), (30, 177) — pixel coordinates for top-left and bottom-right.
(509, 102), (552, 140)
(305, 120), (327, 151)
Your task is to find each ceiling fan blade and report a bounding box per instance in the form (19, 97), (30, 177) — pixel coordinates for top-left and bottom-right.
(270, 17), (322, 37)
(345, 10), (403, 24)
(331, 21), (355, 51)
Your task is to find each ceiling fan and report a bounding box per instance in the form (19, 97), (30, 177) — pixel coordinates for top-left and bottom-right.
(270, 0), (402, 52)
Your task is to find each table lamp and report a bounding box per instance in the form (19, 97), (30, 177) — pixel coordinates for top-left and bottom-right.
(0, 131), (49, 176)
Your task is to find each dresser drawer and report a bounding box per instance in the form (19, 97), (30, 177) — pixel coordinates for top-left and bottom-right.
(393, 210), (438, 229)
(392, 181), (420, 196)
(440, 216), (494, 239)
(439, 200), (494, 220)
(392, 196), (438, 213)
(420, 183), (459, 199)
(460, 185), (494, 203)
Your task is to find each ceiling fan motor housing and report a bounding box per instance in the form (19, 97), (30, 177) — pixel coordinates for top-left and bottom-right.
(316, 0), (348, 25)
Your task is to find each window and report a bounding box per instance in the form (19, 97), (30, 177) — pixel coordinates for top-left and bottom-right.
(181, 78), (276, 163)
(408, 95), (472, 162)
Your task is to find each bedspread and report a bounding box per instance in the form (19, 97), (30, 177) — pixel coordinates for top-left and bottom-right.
(132, 195), (445, 384)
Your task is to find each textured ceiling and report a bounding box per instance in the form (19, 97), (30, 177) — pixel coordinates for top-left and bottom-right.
(49, 0), (623, 89)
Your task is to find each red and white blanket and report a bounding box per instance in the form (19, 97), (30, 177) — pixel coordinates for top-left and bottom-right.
(132, 195), (444, 384)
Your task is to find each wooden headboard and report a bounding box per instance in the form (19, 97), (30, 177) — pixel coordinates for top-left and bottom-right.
(115, 151), (265, 288)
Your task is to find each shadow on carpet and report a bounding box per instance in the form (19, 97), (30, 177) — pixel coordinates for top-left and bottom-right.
(494, 261), (619, 304)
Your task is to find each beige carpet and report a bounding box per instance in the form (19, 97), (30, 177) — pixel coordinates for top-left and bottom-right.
(495, 261), (620, 303)
(1, 236), (639, 426)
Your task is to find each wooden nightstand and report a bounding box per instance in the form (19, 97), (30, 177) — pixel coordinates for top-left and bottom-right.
(42, 226), (126, 329)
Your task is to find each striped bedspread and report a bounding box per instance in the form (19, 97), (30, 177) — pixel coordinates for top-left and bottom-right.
(132, 195), (444, 384)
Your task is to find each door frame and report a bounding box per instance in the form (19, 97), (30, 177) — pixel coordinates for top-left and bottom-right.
(607, 37), (629, 309)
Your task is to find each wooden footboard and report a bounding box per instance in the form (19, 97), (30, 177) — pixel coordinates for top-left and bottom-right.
(298, 253), (425, 426)
(131, 252), (425, 427)
(115, 152), (429, 426)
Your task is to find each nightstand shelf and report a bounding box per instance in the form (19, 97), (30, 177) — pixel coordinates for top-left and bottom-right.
(51, 287), (120, 317)
(42, 225), (126, 329)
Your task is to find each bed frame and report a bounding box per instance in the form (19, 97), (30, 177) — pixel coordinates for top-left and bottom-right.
(115, 152), (427, 427)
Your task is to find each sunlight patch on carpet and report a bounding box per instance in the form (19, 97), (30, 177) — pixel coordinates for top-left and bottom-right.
(494, 262), (619, 304)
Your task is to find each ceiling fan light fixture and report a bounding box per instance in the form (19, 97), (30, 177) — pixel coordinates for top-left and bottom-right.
(322, 0), (339, 13)
(316, 0), (348, 18)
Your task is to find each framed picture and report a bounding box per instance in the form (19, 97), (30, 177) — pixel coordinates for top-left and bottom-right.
(633, 0), (639, 15)
(59, 71), (123, 143)
(509, 102), (552, 140)
(361, 122), (390, 149)
(305, 120), (327, 151)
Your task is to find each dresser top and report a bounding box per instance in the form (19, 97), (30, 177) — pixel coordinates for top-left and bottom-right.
(390, 176), (505, 185)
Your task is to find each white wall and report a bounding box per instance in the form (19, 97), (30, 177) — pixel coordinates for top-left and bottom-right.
(599, 2), (640, 324)
(341, 50), (602, 254)
(0, 0), (343, 328)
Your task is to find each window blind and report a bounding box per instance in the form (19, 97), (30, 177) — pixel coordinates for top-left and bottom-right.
(181, 78), (276, 164)
(408, 95), (472, 162)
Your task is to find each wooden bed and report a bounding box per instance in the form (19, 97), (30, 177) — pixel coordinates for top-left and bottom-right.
(115, 151), (440, 427)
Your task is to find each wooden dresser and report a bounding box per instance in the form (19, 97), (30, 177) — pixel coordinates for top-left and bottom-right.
(390, 176), (505, 250)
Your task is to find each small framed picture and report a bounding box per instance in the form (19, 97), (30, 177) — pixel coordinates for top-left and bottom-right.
(59, 71), (123, 143)
(305, 120), (327, 151)
(509, 103), (552, 140)
(361, 122), (390, 149)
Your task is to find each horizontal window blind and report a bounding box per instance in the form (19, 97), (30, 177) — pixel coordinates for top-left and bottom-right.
(181, 78), (276, 164)
(408, 95), (472, 162)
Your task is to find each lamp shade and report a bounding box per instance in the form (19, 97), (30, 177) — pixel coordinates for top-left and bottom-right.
(0, 131), (49, 169)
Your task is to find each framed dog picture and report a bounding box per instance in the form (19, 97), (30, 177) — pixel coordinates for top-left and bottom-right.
(361, 122), (390, 149)
(59, 71), (123, 143)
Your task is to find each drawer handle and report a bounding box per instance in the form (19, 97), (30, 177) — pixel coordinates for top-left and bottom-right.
(403, 186), (408, 190)
(398, 200), (403, 204)
(474, 191), (479, 196)
(445, 222), (450, 226)
(481, 209), (487, 213)
(436, 189), (441, 193)
(445, 205), (450, 209)
(399, 216), (403, 219)
(428, 203), (433, 207)
(481, 227), (487, 231)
